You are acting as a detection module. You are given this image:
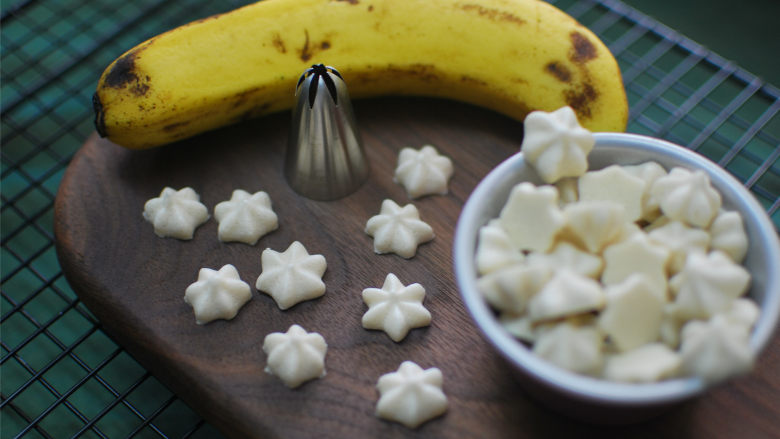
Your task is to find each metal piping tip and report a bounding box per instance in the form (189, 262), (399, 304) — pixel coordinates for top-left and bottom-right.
(285, 64), (369, 201)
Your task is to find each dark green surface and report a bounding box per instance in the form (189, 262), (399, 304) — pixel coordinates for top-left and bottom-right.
(1, 0), (778, 438)
(620, 0), (780, 86)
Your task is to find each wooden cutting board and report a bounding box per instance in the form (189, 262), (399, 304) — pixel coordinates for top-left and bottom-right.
(54, 97), (780, 438)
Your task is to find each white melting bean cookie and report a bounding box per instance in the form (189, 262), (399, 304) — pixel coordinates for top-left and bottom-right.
(521, 106), (594, 183)
(578, 165), (646, 222)
(670, 251), (751, 320)
(622, 161), (667, 222)
(365, 199), (434, 259)
(533, 322), (603, 376)
(361, 273), (431, 342)
(498, 182), (565, 253)
(214, 189), (278, 245)
(263, 324), (327, 388)
(562, 201), (625, 254)
(679, 315), (754, 384)
(528, 242), (603, 280)
(184, 264), (252, 325)
(394, 144), (454, 199)
(475, 219), (525, 275)
(474, 106), (758, 385)
(604, 343), (682, 383)
(651, 167), (722, 228)
(709, 210), (749, 263)
(143, 187), (209, 240)
(375, 361), (448, 428)
(528, 270), (604, 323)
(599, 274), (664, 352)
(255, 241), (327, 310)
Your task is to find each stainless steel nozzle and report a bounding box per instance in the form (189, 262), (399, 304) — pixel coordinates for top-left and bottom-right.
(285, 64), (369, 201)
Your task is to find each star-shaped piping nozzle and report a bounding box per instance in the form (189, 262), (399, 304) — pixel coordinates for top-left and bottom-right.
(286, 64), (369, 200)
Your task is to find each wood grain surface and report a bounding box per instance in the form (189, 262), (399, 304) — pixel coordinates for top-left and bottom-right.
(54, 98), (780, 439)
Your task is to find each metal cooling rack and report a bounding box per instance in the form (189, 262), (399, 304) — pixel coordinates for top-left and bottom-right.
(1, 0), (778, 438)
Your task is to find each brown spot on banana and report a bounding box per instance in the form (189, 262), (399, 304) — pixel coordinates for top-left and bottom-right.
(460, 75), (488, 87)
(300, 30), (311, 62)
(272, 33), (287, 54)
(569, 31), (597, 63)
(346, 64), (441, 89)
(564, 81), (598, 119)
(234, 102), (272, 123)
(229, 86), (265, 110)
(386, 64), (440, 82)
(560, 30), (600, 120)
(104, 49), (151, 96)
(332, 0), (359, 4)
(104, 51), (138, 88)
(163, 121), (190, 133)
(545, 61), (572, 83)
(299, 30), (332, 62)
(459, 3), (525, 25)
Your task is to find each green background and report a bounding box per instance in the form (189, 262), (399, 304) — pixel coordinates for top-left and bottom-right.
(621, 0), (780, 85)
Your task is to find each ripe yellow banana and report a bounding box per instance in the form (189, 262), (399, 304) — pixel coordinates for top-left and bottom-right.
(94, 0), (628, 149)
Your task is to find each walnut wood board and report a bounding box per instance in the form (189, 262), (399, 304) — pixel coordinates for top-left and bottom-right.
(54, 98), (780, 439)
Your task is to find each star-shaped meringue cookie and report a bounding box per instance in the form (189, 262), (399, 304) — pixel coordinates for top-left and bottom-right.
(263, 324), (327, 388)
(578, 165), (647, 222)
(670, 251), (750, 319)
(603, 343), (682, 383)
(255, 241), (327, 310)
(521, 105), (595, 183)
(598, 274), (664, 352)
(498, 182), (565, 253)
(143, 187), (209, 240)
(533, 322), (603, 376)
(601, 232), (670, 296)
(478, 263), (552, 315)
(393, 145), (454, 199)
(214, 189), (278, 245)
(647, 220), (710, 274)
(650, 167), (722, 228)
(184, 264), (252, 325)
(362, 273), (432, 342)
(562, 200), (626, 254)
(709, 210), (749, 263)
(527, 241), (603, 280)
(375, 361), (448, 428)
(475, 219), (524, 276)
(679, 315), (754, 384)
(365, 199), (434, 259)
(528, 270), (605, 323)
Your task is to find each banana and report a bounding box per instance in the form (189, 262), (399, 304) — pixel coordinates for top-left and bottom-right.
(93, 0), (628, 149)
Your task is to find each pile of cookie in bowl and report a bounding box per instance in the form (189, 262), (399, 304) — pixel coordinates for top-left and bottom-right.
(454, 106), (780, 421)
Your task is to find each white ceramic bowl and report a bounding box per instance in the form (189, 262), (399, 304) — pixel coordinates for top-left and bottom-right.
(454, 132), (780, 423)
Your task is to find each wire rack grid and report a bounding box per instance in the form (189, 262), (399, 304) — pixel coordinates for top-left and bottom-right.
(1, 0), (778, 438)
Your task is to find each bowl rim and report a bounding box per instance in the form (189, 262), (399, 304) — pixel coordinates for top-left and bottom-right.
(453, 132), (780, 405)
